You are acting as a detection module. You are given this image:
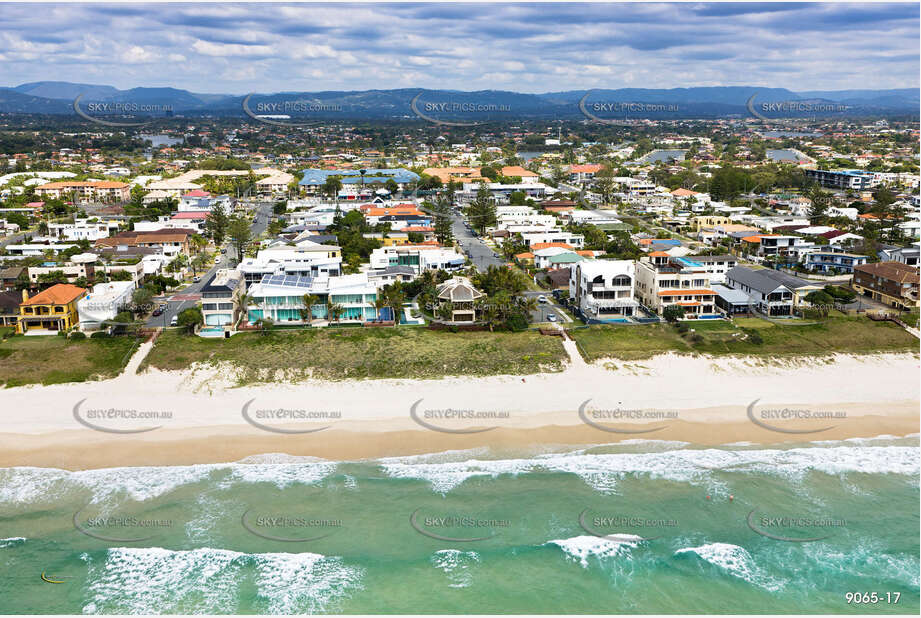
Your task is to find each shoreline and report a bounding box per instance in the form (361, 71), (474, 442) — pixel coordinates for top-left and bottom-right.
(1, 411), (918, 470)
(0, 351), (917, 470)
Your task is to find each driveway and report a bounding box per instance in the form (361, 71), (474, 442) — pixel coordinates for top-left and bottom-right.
(522, 290), (571, 324)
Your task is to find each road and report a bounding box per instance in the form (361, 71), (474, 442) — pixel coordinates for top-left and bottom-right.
(451, 212), (504, 271)
(522, 290), (571, 324)
(145, 201), (273, 327)
(0, 231), (27, 249)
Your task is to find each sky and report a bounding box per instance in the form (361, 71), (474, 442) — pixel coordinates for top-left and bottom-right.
(1, 2), (918, 94)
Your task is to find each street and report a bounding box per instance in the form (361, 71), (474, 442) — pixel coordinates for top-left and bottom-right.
(451, 212), (504, 272)
(522, 290), (571, 324)
(145, 200), (273, 327)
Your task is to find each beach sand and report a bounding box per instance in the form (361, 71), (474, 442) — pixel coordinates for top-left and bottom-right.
(1, 352), (918, 470)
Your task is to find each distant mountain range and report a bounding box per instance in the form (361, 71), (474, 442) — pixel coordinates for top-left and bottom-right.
(1, 81), (917, 120)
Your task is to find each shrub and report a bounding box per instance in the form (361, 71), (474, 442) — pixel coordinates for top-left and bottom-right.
(742, 328), (764, 345)
(90, 331), (109, 338)
(69, 331), (86, 340)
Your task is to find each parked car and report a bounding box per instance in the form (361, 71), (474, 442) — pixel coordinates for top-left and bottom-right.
(220, 248), (227, 254)
(170, 315), (178, 326)
(547, 313), (557, 322)
(193, 276), (201, 283)
(151, 305), (165, 317)
(538, 295), (548, 304)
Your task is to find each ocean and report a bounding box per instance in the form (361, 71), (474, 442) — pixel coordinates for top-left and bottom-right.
(1, 436), (918, 614)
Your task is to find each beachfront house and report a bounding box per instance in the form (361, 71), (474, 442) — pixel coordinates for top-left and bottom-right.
(16, 283), (87, 334)
(434, 276), (485, 323)
(635, 255), (718, 319)
(569, 259), (640, 321)
(244, 273), (383, 325)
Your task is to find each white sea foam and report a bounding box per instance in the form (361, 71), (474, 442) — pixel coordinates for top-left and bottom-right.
(379, 457), (534, 493)
(0, 460), (338, 506)
(0, 537), (26, 548)
(431, 549), (481, 588)
(546, 535), (640, 568)
(378, 445), (919, 493)
(82, 546), (362, 615)
(675, 542), (783, 591)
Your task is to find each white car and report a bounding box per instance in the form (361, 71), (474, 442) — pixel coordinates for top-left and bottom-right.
(547, 313), (557, 322)
(170, 315), (178, 326)
(538, 295), (548, 304)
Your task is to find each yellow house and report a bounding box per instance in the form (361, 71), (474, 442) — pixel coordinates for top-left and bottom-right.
(17, 284), (87, 334)
(691, 215), (733, 231)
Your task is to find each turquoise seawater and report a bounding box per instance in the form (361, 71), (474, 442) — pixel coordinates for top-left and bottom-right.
(0, 437), (918, 614)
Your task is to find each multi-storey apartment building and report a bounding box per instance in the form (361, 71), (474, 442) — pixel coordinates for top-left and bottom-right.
(635, 255), (718, 318)
(805, 168), (877, 190)
(803, 251), (868, 274)
(852, 262), (920, 310)
(35, 181), (130, 203)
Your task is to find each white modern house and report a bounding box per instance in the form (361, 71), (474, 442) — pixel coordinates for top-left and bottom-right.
(369, 245), (466, 274)
(520, 229), (585, 249)
(77, 281), (136, 330)
(237, 242), (343, 289)
(245, 272), (383, 324)
(569, 259), (640, 321)
(48, 218), (121, 241)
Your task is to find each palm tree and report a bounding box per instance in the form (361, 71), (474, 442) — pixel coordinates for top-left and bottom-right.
(327, 302), (344, 326)
(384, 282), (406, 327)
(373, 295), (388, 322)
(300, 293), (319, 325)
(476, 297), (500, 332)
(235, 292), (252, 327)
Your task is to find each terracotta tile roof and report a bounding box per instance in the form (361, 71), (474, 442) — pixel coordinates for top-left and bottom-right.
(500, 165), (538, 177)
(854, 261), (920, 284)
(21, 283), (86, 306)
(648, 251), (671, 257)
(531, 242), (573, 251)
(515, 252), (535, 259)
(570, 164), (603, 173)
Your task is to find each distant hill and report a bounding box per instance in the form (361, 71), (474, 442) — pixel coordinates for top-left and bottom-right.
(3, 82), (917, 119)
(14, 81), (121, 101)
(0, 88), (73, 114)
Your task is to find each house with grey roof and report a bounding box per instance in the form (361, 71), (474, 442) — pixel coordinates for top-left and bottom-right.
(724, 266), (795, 316)
(435, 276), (485, 323)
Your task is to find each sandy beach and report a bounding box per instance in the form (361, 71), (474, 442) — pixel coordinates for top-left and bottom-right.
(1, 351), (918, 469)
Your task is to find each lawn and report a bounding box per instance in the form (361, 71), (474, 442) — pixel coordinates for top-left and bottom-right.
(141, 327), (568, 383)
(0, 335), (138, 387)
(569, 315), (919, 362)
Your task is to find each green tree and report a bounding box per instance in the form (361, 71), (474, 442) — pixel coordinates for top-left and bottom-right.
(322, 176), (343, 200)
(176, 307), (204, 334)
(300, 293), (319, 325)
(254, 316), (274, 335)
(205, 202), (230, 245)
(326, 303), (344, 325)
(383, 281), (407, 327)
(432, 194), (455, 245)
(227, 215), (253, 262)
(663, 305), (685, 323)
(466, 182), (496, 235)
